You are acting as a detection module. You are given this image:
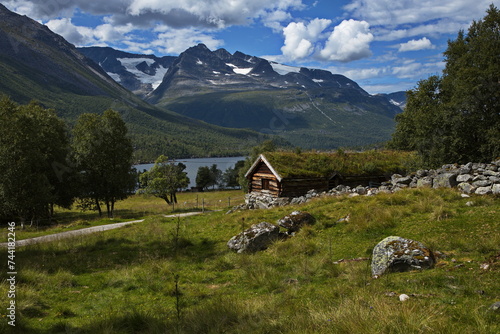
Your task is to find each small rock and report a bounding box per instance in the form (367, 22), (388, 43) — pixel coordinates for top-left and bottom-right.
(475, 186), (492, 195)
(277, 211), (315, 233)
(480, 263), (490, 270)
(338, 214), (350, 222)
(489, 301), (500, 312)
(399, 294), (410, 302)
(456, 174), (473, 183)
(416, 176), (433, 188)
(473, 180), (492, 188)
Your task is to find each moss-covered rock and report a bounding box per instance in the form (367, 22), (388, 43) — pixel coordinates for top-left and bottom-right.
(277, 211), (316, 234)
(371, 236), (435, 277)
(227, 222), (280, 253)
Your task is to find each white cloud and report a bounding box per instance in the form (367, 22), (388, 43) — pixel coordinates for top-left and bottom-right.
(375, 19), (465, 41)
(343, 67), (388, 80)
(398, 37), (434, 52)
(319, 19), (373, 62)
(126, 0), (305, 28)
(46, 18), (95, 45)
(344, 0), (491, 26)
(46, 18), (136, 47)
(261, 9), (292, 32)
(5, 0), (306, 29)
(281, 18), (332, 61)
(392, 60), (445, 79)
(344, 0), (492, 41)
(152, 27), (224, 54)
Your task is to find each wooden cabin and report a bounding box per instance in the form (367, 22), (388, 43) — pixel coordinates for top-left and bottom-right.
(245, 151), (411, 198)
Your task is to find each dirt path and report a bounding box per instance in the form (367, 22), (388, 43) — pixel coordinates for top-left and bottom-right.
(0, 212), (205, 248)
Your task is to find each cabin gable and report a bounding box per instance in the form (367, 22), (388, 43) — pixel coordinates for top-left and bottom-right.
(248, 160), (281, 197)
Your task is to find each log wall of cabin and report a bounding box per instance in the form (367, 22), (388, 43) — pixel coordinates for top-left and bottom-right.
(249, 161), (280, 197)
(280, 178), (329, 198)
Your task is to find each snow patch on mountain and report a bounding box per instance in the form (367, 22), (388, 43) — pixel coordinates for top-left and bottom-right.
(226, 63), (252, 75)
(270, 62), (301, 75)
(116, 57), (168, 90)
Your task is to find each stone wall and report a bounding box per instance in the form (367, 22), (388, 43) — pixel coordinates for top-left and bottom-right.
(227, 160), (500, 212)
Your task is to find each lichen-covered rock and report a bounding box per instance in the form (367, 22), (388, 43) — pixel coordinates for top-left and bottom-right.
(456, 174), (473, 183)
(371, 236), (435, 277)
(458, 182), (476, 194)
(433, 173), (458, 188)
(475, 186), (492, 195)
(416, 176), (433, 188)
(227, 222), (280, 253)
(277, 211), (315, 234)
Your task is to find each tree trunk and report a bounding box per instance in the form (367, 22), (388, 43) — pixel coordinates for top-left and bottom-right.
(95, 198), (102, 217)
(161, 195), (171, 205)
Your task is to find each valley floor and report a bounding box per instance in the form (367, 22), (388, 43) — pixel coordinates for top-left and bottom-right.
(0, 188), (499, 333)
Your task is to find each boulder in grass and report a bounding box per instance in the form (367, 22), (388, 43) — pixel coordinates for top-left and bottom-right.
(371, 236), (435, 278)
(227, 222), (280, 253)
(277, 211), (316, 234)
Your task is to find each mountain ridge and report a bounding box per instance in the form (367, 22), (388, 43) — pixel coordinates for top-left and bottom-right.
(0, 4), (265, 161)
(81, 43), (406, 150)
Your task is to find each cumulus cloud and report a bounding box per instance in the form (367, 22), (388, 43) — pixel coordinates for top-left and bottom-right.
(151, 27), (224, 54)
(319, 19), (373, 62)
(46, 18), (95, 45)
(398, 37), (434, 52)
(281, 18), (332, 61)
(280, 18), (373, 63)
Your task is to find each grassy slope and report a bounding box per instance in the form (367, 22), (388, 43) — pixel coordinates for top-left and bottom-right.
(1, 188), (499, 333)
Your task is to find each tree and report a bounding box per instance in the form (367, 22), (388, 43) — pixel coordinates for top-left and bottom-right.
(390, 5), (500, 166)
(0, 97), (73, 224)
(138, 155), (189, 205)
(196, 166), (211, 190)
(209, 164), (222, 189)
(72, 109), (135, 218)
(195, 164), (222, 190)
(222, 160), (245, 188)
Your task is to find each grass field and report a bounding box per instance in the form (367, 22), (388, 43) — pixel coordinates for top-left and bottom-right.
(1, 190), (246, 241)
(1, 188), (499, 333)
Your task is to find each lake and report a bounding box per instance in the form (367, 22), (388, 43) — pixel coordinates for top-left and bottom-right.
(135, 156), (247, 188)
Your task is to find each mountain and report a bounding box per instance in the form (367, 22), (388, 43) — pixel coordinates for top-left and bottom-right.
(143, 44), (403, 149)
(0, 4), (265, 161)
(77, 47), (176, 98)
(376, 91), (407, 110)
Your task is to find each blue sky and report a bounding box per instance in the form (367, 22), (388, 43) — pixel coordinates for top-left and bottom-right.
(4, 0), (497, 94)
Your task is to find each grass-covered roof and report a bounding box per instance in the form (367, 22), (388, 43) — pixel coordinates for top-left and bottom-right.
(262, 150), (415, 179)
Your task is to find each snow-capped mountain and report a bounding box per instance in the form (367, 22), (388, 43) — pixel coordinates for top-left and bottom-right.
(80, 43), (405, 149)
(78, 47), (176, 98)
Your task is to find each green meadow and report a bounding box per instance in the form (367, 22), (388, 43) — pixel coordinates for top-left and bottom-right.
(1, 188), (499, 333)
